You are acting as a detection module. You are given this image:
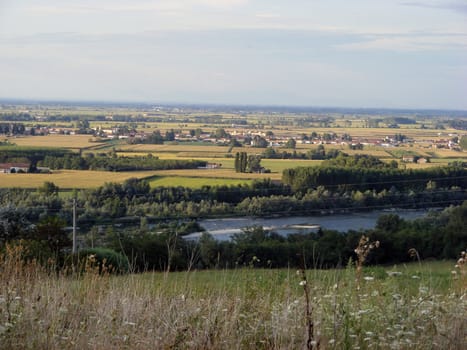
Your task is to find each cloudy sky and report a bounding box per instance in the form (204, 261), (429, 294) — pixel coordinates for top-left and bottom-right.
(0, 0), (466, 109)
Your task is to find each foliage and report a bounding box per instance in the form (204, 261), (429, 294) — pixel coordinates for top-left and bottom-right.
(0, 207), (33, 244)
(74, 247), (129, 273)
(35, 216), (71, 257)
(285, 138), (296, 149)
(460, 135), (467, 150)
(283, 163), (467, 192)
(37, 181), (60, 196)
(234, 152), (263, 173)
(261, 145), (342, 160)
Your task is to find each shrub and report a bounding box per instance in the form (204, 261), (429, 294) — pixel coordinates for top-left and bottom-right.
(74, 248), (129, 274)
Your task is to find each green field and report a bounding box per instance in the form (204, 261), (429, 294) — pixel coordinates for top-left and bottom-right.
(147, 176), (252, 188)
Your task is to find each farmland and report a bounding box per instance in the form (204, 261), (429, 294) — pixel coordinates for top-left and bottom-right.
(1, 103), (466, 349)
(1, 106), (465, 189)
(1, 140), (462, 189)
(9, 134), (107, 150)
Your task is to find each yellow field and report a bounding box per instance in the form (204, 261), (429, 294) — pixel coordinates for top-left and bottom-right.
(117, 143), (224, 153)
(0, 168), (282, 188)
(6, 135), (106, 149)
(431, 149), (466, 158)
(0, 170), (162, 189)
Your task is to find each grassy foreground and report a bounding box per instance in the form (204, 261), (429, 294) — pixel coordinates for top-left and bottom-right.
(0, 247), (465, 349)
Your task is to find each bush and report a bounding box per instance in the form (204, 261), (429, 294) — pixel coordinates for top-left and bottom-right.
(74, 248), (129, 274)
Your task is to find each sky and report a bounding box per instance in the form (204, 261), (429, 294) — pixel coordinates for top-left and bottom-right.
(0, 0), (466, 110)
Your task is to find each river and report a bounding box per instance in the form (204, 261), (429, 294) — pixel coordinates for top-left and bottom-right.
(185, 209), (431, 240)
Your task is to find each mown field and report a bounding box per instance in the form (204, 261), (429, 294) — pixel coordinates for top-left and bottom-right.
(7, 134), (106, 150)
(1, 249), (465, 349)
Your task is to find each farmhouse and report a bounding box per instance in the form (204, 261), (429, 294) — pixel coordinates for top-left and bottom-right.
(198, 163), (222, 169)
(0, 162), (30, 173)
(402, 155), (415, 163)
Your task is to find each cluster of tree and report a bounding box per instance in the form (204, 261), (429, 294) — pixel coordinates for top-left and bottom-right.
(393, 133), (407, 142)
(460, 135), (467, 151)
(38, 154), (206, 172)
(261, 145), (342, 160)
(283, 162), (466, 192)
(44, 114), (162, 123)
(0, 113), (34, 121)
(0, 210), (71, 264)
(0, 147), (71, 171)
(447, 119), (467, 130)
(0, 122), (28, 135)
(192, 116), (248, 125)
(322, 153), (397, 169)
(303, 131), (338, 142)
(74, 120), (93, 134)
(125, 130), (170, 144)
(234, 152), (263, 173)
(386, 117), (416, 125)
(348, 143), (364, 150)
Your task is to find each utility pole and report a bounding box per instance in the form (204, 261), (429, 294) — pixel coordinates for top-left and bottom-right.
(72, 198), (77, 254)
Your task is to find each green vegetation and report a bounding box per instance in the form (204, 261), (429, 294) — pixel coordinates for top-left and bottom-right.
(147, 176), (252, 188)
(461, 135), (467, 150)
(234, 152), (263, 173)
(283, 163), (467, 192)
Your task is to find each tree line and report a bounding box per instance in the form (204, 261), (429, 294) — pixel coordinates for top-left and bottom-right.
(38, 154), (207, 172)
(283, 163), (467, 192)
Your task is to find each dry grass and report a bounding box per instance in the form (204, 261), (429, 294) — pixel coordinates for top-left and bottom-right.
(0, 245), (465, 350)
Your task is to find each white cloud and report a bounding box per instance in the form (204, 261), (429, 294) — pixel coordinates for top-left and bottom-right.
(337, 33), (467, 52)
(401, 0), (467, 14)
(255, 13), (281, 19)
(25, 0), (249, 15)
